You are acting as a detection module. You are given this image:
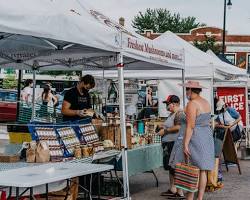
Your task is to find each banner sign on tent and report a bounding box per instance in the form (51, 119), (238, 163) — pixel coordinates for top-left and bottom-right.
(217, 87), (246, 125)
(125, 37), (184, 64)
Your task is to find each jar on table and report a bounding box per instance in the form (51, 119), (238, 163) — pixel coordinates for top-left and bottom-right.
(81, 145), (89, 157)
(74, 147), (82, 159)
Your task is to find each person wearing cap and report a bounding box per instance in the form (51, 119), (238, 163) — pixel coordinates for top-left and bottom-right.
(215, 99), (243, 137)
(169, 81), (215, 200)
(157, 95), (184, 199)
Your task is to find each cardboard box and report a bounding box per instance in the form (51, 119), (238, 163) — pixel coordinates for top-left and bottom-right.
(34, 177), (79, 200)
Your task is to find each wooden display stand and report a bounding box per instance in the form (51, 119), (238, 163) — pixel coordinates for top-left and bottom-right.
(222, 128), (242, 175)
(91, 119), (103, 134)
(99, 125), (132, 149)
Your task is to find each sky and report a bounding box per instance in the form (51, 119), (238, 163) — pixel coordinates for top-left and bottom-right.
(82, 0), (250, 35)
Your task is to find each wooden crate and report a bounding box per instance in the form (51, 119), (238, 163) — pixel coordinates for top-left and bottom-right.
(116, 126), (132, 149)
(99, 126), (116, 142)
(0, 154), (20, 163)
(92, 119), (103, 134)
(99, 125), (132, 149)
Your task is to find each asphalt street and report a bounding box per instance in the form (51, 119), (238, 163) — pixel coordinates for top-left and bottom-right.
(130, 160), (250, 200)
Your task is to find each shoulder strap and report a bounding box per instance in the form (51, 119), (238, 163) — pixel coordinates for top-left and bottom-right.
(222, 113), (226, 125)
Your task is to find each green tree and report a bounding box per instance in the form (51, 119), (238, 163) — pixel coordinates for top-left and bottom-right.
(132, 8), (205, 33)
(2, 74), (17, 89)
(193, 36), (221, 55)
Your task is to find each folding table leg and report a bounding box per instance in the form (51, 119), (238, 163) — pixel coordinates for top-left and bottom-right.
(151, 170), (159, 187)
(64, 179), (70, 200)
(145, 170), (159, 187)
(98, 173), (101, 199)
(15, 187), (19, 200)
(45, 184), (49, 200)
(84, 176), (87, 199)
(115, 169), (124, 188)
(89, 174), (93, 200)
(30, 187), (33, 200)
(7, 187), (12, 199)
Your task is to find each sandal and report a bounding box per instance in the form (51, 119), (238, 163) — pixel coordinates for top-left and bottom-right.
(160, 189), (176, 196)
(167, 193), (185, 199)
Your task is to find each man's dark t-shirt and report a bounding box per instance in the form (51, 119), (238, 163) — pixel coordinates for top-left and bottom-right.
(63, 87), (91, 121)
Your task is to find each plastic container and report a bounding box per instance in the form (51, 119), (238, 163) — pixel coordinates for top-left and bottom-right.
(137, 121), (144, 135)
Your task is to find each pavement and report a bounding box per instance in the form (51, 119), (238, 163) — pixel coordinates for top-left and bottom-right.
(0, 125), (249, 199)
(130, 160), (250, 200)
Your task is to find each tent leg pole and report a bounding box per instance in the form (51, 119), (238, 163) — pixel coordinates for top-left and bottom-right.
(31, 69), (36, 121)
(117, 53), (130, 200)
(181, 69), (186, 107)
(16, 70), (22, 121)
(211, 78), (215, 129)
(245, 85), (249, 147)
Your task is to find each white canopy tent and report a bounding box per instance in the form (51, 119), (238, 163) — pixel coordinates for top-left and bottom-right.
(154, 31), (247, 79)
(84, 31), (247, 83)
(206, 49), (248, 84)
(84, 31), (248, 117)
(153, 31), (247, 116)
(0, 0), (185, 198)
(0, 1), (184, 71)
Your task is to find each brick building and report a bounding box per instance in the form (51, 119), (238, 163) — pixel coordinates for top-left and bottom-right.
(143, 26), (250, 72)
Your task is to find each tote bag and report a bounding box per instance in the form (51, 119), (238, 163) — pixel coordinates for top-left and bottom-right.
(174, 162), (200, 192)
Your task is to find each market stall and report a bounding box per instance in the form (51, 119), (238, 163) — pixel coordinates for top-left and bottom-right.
(154, 31), (247, 116)
(0, 0), (185, 199)
(84, 31), (249, 149)
(95, 32), (247, 123)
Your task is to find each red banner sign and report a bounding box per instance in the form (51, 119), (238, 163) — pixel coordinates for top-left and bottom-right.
(217, 87), (246, 125)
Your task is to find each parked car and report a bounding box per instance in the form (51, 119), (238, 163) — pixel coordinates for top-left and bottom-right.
(0, 89), (17, 122)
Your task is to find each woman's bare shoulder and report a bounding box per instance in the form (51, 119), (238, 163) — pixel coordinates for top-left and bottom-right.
(186, 101), (198, 112)
(200, 98), (211, 112)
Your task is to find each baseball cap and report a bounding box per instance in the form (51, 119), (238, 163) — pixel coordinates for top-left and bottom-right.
(216, 99), (225, 111)
(163, 95), (180, 105)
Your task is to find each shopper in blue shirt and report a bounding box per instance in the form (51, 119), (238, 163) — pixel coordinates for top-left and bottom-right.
(214, 99), (243, 184)
(215, 100), (243, 134)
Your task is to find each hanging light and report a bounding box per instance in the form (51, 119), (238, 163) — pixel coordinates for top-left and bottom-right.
(227, 0), (232, 9)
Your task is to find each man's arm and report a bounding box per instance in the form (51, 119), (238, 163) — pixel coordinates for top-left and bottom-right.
(61, 100), (81, 117)
(61, 89), (80, 117)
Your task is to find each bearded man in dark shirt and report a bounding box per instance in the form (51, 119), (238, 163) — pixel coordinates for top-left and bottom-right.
(62, 75), (95, 122)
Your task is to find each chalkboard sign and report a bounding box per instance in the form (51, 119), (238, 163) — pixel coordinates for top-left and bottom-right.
(222, 128), (242, 175)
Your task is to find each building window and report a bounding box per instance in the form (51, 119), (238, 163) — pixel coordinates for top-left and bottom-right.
(25, 70), (33, 74)
(225, 54), (236, 65)
(248, 54), (250, 73)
